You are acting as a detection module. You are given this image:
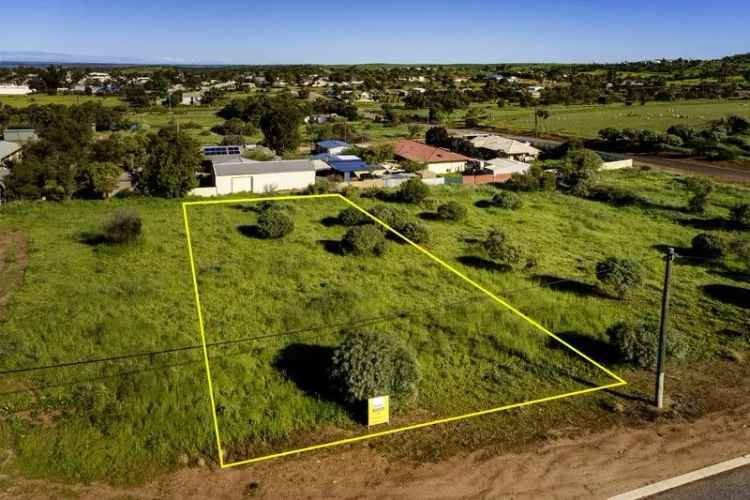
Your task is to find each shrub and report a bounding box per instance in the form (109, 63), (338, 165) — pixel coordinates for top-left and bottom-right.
(103, 210), (142, 244)
(436, 201), (467, 221)
(492, 191), (523, 210)
(607, 321), (686, 368)
(341, 225), (387, 256)
(588, 185), (643, 207)
(368, 204), (406, 229)
(396, 178), (429, 204)
(685, 177), (713, 213)
(256, 209), (294, 239)
(482, 228), (521, 266)
(329, 333), (420, 402)
(338, 207), (368, 226)
(397, 220), (430, 243)
(729, 203), (750, 229)
(691, 233), (725, 259)
(595, 257), (642, 299)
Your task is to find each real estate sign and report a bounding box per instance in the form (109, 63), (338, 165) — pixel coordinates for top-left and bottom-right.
(367, 396), (389, 427)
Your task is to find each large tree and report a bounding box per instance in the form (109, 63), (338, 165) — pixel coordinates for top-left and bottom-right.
(259, 96), (304, 154)
(140, 128), (200, 197)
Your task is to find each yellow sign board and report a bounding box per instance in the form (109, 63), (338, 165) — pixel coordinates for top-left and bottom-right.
(367, 395), (390, 426)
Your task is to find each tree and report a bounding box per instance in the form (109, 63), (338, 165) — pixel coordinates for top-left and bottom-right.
(556, 148), (602, 196)
(396, 178), (429, 204)
(596, 257), (642, 299)
(729, 203), (750, 229)
(607, 321), (685, 368)
(140, 128), (200, 197)
(259, 96), (304, 154)
(341, 225), (387, 256)
(482, 228), (520, 267)
(492, 191), (523, 209)
(329, 333), (420, 402)
(256, 208), (295, 238)
(407, 124), (422, 139)
(685, 177), (713, 213)
(436, 201), (467, 221)
(534, 108), (550, 135)
(425, 126), (450, 147)
(691, 233), (725, 259)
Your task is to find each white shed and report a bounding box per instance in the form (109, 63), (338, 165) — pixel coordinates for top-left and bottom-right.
(212, 159), (316, 195)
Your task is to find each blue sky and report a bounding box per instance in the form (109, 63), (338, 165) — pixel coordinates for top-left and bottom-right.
(2, 0), (749, 64)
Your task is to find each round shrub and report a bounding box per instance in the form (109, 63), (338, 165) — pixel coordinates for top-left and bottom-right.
(691, 233), (725, 259)
(396, 178), (429, 204)
(256, 209), (294, 239)
(492, 191), (523, 210)
(341, 225), (387, 256)
(103, 209), (142, 244)
(437, 201), (467, 221)
(329, 333), (421, 402)
(368, 204), (406, 229)
(729, 203), (750, 229)
(338, 207), (368, 226)
(607, 320), (686, 368)
(482, 228), (521, 266)
(595, 257), (642, 299)
(397, 220), (430, 244)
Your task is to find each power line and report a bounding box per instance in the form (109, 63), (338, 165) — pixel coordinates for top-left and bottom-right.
(0, 253), (665, 379)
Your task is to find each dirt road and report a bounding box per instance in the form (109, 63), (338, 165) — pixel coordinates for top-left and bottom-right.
(4, 403), (749, 499)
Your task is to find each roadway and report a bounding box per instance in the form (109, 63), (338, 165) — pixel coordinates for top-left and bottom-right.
(650, 464), (750, 499)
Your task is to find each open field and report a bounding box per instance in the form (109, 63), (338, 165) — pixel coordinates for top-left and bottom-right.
(0, 94), (123, 108)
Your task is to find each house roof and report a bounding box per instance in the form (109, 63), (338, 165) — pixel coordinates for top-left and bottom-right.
(485, 158), (531, 175)
(0, 141), (21, 160)
(213, 159), (316, 177)
(312, 153), (371, 173)
(393, 139), (472, 163)
(470, 135), (541, 156)
(317, 139), (351, 149)
(0, 167), (10, 181)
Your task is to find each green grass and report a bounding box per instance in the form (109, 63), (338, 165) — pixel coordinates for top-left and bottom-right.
(0, 94), (124, 108)
(0, 170), (748, 482)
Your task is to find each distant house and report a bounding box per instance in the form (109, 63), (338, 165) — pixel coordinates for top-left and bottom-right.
(393, 139), (473, 175)
(313, 153), (371, 182)
(469, 135), (540, 162)
(315, 140), (352, 155)
(181, 92), (203, 105)
(2, 129), (37, 143)
(194, 159), (317, 196)
(485, 158), (531, 176)
(304, 113), (341, 124)
(0, 84), (33, 95)
(0, 141), (22, 165)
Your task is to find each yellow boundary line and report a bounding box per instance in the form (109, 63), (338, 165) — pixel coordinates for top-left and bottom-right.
(181, 193), (627, 469)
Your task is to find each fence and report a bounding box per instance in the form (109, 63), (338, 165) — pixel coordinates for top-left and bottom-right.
(461, 174), (512, 185)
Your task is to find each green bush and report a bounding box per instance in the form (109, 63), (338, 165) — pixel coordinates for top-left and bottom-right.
(607, 321), (686, 368)
(397, 220), (430, 243)
(729, 203), (750, 229)
(368, 204), (406, 229)
(341, 225), (387, 256)
(588, 185), (643, 207)
(103, 210), (142, 244)
(256, 209), (294, 239)
(691, 233), (725, 259)
(338, 207), (368, 226)
(492, 191), (523, 210)
(595, 257), (642, 299)
(396, 178), (429, 204)
(685, 177), (713, 214)
(436, 201), (467, 221)
(329, 333), (421, 402)
(482, 228), (521, 266)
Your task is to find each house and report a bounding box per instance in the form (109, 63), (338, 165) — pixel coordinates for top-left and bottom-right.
(181, 91), (203, 105)
(313, 153), (371, 182)
(393, 139), (473, 175)
(0, 84), (33, 95)
(0, 141), (22, 164)
(3, 129), (38, 143)
(469, 135), (541, 162)
(315, 140), (352, 155)
(304, 113), (341, 124)
(484, 158), (531, 176)
(198, 159), (317, 196)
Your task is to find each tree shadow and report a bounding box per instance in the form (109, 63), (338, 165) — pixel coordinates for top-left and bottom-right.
(474, 199), (493, 209)
(318, 239), (343, 255)
(702, 284), (750, 309)
(237, 225), (260, 238)
(320, 216), (341, 227)
(533, 274), (607, 299)
(418, 211), (441, 221)
(457, 255), (511, 272)
(547, 331), (619, 365)
(273, 343), (361, 421)
(673, 216), (727, 231)
(229, 203), (259, 213)
(77, 231), (108, 246)
(709, 269), (750, 283)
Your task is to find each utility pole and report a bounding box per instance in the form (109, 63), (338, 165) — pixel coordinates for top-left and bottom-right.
(655, 247), (675, 409)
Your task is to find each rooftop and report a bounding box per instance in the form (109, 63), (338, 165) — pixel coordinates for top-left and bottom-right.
(213, 159), (316, 177)
(393, 139), (472, 163)
(317, 139), (351, 149)
(0, 141), (22, 160)
(470, 135), (541, 156)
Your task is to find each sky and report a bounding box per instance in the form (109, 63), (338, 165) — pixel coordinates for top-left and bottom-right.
(1, 0), (749, 65)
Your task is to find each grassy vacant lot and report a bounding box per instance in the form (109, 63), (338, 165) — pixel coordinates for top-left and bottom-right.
(0, 170), (748, 483)
(0, 94), (123, 108)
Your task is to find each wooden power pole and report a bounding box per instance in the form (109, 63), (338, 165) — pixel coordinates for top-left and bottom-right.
(655, 247), (675, 408)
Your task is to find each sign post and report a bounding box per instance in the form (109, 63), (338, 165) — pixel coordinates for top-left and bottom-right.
(367, 395), (390, 427)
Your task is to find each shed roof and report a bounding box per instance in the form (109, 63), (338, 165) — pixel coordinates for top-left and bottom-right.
(470, 135), (540, 156)
(317, 139), (351, 149)
(312, 153), (371, 173)
(485, 158), (531, 175)
(0, 141), (21, 160)
(213, 159), (316, 177)
(393, 139), (471, 163)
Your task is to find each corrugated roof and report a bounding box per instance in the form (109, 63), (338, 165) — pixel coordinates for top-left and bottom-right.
(213, 159), (316, 177)
(486, 158), (531, 175)
(317, 139), (351, 149)
(0, 141), (21, 160)
(393, 139), (472, 163)
(470, 135), (540, 156)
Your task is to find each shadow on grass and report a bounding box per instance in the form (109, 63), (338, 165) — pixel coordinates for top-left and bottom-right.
(709, 269), (750, 283)
(418, 211), (442, 221)
(548, 331), (619, 365)
(533, 274), (607, 299)
(702, 284), (750, 309)
(273, 343), (361, 422)
(320, 216), (340, 227)
(457, 255), (511, 272)
(78, 231), (109, 246)
(673, 216), (728, 231)
(237, 225), (260, 238)
(474, 200), (493, 209)
(318, 239), (343, 255)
